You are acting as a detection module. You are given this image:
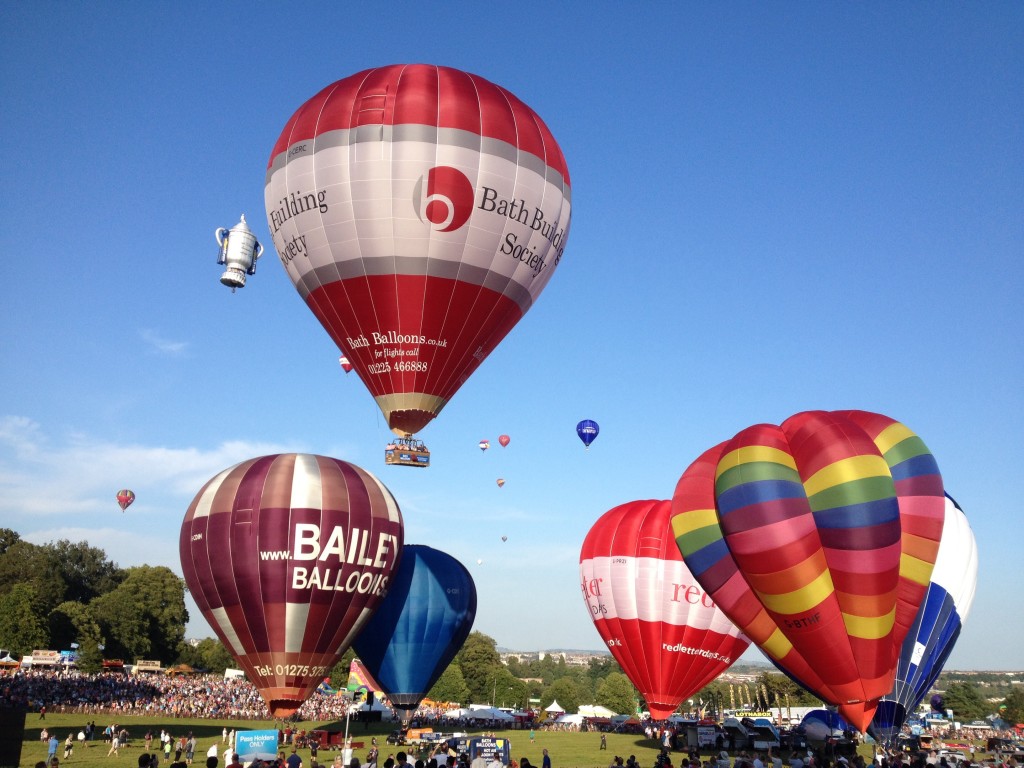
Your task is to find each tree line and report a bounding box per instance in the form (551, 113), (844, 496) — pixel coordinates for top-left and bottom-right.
(2, 528), (1020, 724)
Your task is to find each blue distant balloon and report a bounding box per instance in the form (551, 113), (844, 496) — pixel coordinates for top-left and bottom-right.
(868, 494), (978, 746)
(576, 419), (599, 448)
(352, 545), (477, 721)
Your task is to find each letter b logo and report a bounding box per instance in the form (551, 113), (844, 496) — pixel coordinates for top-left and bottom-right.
(414, 166), (473, 232)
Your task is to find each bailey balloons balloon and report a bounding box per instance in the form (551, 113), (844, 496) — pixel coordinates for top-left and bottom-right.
(580, 499), (750, 720)
(265, 64), (572, 437)
(869, 494), (977, 744)
(577, 419), (599, 449)
(116, 489), (135, 512)
(179, 453), (404, 718)
(671, 410), (945, 732)
(353, 545), (476, 722)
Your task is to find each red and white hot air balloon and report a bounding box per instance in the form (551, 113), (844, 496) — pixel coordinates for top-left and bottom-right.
(339, 355), (354, 374)
(179, 453), (403, 717)
(264, 64), (572, 437)
(580, 499), (749, 720)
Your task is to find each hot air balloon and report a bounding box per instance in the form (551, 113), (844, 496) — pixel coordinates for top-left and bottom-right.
(265, 64), (572, 438)
(179, 453), (404, 718)
(869, 494), (977, 744)
(339, 355), (354, 374)
(501, 535), (508, 543)
(479, 439), (490, 452)
(496, 478), (505, 488)
(671, 410), (945, 732)
(577, 420), (599, 449)
(353, 545), (476, 723)
(580, 499), (750, 720)
(498, 435), (510, 448)
(116, 489), (135, 512)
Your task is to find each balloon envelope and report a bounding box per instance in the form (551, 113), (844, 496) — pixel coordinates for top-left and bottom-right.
(580, 499), (750, 720)
(179, 453), (404, 717)
(577, 420), (599, 448)
(496, 478), (505, 488)
(354, 544), (476, 721)
(498, 435), (510, 448)
(265, 64), (572, 436)
(116, 489), (135, 512)
(672, 410), (945, 732)
(479, 440), (490, 452)
(868, 494), (977, 744)
(339, 355), (354, 374)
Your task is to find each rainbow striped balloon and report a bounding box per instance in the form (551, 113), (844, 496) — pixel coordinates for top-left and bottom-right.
(671, 410), (944, 732)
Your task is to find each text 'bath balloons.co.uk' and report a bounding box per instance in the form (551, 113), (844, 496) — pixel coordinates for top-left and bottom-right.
(179, 453), (404, 718)
(265, 64), (572, 437)
(869, 493), (978, 745)
(353, 545), (477, 723)
(580, 499), (750, 720)
(671, 410), (945, 732)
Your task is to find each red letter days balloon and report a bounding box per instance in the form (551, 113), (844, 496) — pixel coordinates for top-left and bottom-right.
(671, 410), (944, 732)
(265, 65), (572, 437)
(580, 500), (750, 720)
(179, 454), (403, 718)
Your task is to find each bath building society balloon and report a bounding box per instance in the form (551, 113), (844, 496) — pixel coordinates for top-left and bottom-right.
(179, 453), (404, 718)
(265, 64), (572, 437)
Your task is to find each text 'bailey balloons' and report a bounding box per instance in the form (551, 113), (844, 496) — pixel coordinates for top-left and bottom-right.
(498, 434), (510, 448)
(265, 64), (572, 437)
(179, 454), (404, 718)
(671, 410), (945, 732)
(580, 499), (750, 720)
(339, 355), (353, 374)
(116, 489), (135, 512)
(479, 439), (490, 452)
(353, 545), (476, 723)
(869, 493), (978, 745)
(577, 419), (599, 449)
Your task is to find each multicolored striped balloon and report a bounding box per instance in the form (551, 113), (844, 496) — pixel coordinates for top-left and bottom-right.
(671, 410), (944, 732)
(265, 65), (571, 437)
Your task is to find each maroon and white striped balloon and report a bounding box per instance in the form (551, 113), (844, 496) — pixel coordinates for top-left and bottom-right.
(179, 453), (403, 717)
(265, 64), (572, 436)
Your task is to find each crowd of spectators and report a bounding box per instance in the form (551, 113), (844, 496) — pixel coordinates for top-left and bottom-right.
(0, 668), (362, 721)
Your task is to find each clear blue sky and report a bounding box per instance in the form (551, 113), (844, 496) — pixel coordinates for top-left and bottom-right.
(2, 3), (1021, 670)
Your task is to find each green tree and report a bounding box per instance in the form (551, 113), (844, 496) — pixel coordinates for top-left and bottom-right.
(454, 632), (503, 703)
(1000, 688), (1024, 725)
(941, 681), (989, 721)
(429, 664), (471, 706)
(91, 586), (150, 660)
(542, 677), (581, 717)
(48, 539), (123, 605)
(596, 671), (637, 716)
(0, 583), (50, 655)
(178, 638), (238, 674)
(0, 540), (67, 614)
(49, 600), (102, 653)
(119, 565), (188, 662)
(0, 528), (21, 554)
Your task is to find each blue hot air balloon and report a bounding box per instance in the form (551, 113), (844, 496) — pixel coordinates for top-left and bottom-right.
(353, 545), (477, 722)
(576, 419), (599, 449)
(868, 494), (978, 746)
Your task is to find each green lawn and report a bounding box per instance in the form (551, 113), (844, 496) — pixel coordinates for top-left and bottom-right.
(13, 713), (994, 768)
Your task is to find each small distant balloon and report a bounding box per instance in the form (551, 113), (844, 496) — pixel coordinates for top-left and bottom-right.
(476, 558), (483, 565)
(339, 355), (353, 374)
(498, 435), (510, 448)
(577, 419), (599, 449)
(501, 535), (508, 543)
(479, 439), (490, 452)
(116, 489), (135, 512)
(496, 478), (505, 488)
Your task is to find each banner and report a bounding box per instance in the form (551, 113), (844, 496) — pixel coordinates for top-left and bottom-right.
(236, 730), (280, 762)
(31, 650), (60, 666)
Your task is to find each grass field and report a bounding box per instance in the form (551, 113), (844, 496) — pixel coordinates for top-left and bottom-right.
(15, 712), (991, 768)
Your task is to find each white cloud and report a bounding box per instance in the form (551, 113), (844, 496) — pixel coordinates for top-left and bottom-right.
(139, 328), (188, 355)
(0, 415), (302, 517)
